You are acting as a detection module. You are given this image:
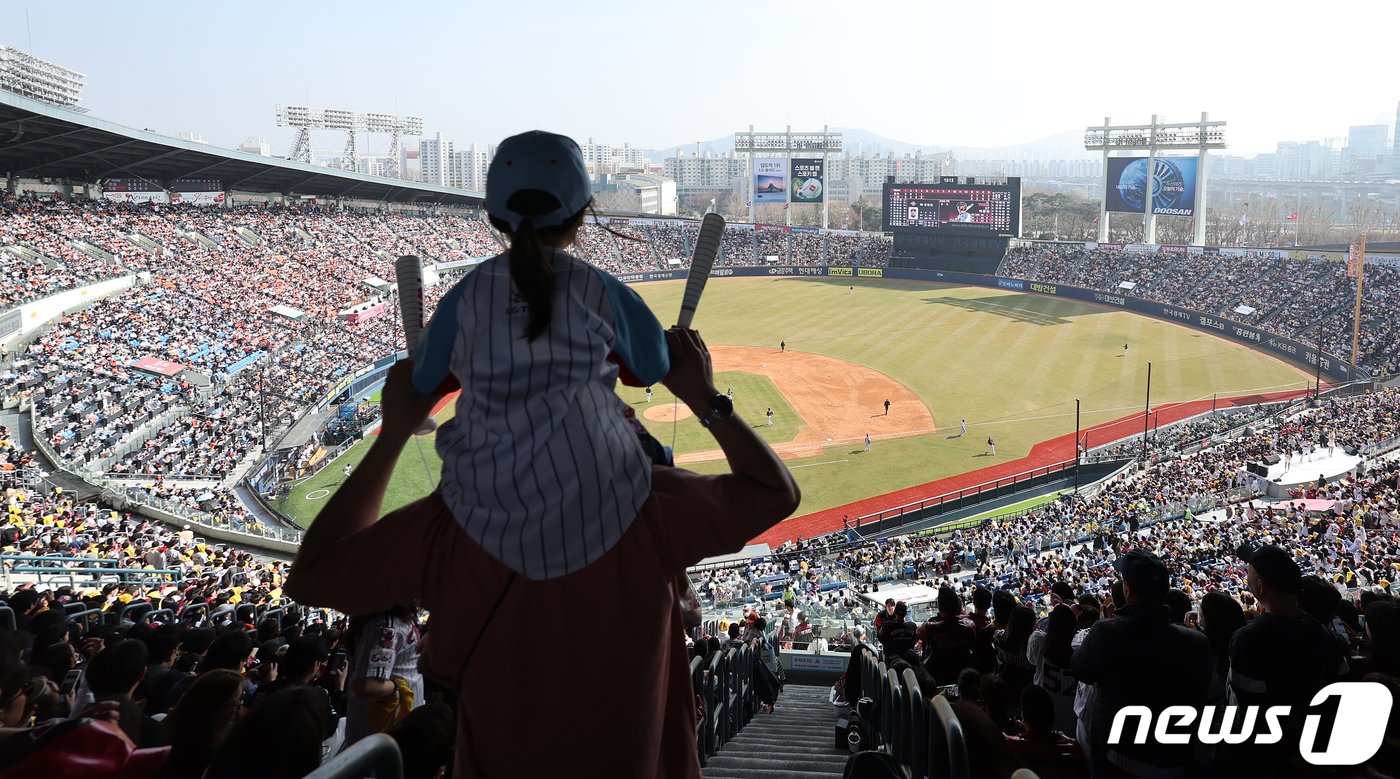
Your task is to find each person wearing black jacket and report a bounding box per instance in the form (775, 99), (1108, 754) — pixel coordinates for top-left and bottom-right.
(1072, 549), (1213, 778)
(918, 586), (976, 685)
(878, 601), (918, 662)
(1219, 544), (1348, 776)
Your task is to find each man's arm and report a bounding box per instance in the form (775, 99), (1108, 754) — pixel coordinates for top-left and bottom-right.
(661, 328), (800, 524)
(285, 362), (441, 603)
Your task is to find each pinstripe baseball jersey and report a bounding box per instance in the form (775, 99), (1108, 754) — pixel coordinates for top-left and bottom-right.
(411, 249), (669, 580)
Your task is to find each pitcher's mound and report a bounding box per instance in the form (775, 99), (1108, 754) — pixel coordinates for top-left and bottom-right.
(643, 404), (694, 422)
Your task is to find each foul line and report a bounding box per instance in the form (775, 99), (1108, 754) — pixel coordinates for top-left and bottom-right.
(790, 459), (849, 470)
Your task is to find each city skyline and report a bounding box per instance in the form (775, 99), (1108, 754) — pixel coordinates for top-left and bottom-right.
(1, 0), (1396, 162)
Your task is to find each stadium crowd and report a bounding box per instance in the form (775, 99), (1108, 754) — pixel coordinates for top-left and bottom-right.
(693, 388), (1400, 776)
(1000, 243), (1400, 375)
(7, 193), (1400, 775)
(4, 380), (1399, 775)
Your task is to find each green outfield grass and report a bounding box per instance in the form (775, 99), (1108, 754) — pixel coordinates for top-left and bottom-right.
(284, 278), (1313, 528)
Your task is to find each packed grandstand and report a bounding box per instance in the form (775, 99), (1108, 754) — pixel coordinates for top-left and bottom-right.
(1, 73), (1399, 777)
(3, 179), (1400, 776)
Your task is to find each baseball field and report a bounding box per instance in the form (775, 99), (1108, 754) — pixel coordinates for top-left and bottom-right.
(282, 278), (1313, 530)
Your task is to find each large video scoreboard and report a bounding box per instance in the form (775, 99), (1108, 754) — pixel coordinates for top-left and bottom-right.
(882, 178), (1022, 237)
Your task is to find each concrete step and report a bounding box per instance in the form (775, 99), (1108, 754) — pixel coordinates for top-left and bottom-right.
(705, 756), (845, 774)
(703, 768), (846, 779)
(702, 684), (845, 779)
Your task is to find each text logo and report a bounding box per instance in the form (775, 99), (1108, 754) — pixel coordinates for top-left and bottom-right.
(1029, 282), (1058, 295)
(997, 279), (1025, 291)
(828, 267), (853, 277)
(858, 268), (883, 278)
(1107, 683), (1392, 766)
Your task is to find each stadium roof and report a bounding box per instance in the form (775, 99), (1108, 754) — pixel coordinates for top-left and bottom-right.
(0, 90), (485, 205)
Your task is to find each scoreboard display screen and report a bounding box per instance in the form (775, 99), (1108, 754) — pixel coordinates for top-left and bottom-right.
(883, 180), (1021, 236)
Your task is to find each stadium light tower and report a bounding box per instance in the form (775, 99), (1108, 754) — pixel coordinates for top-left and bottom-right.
(275, 105), (424, 176)
(1085, 113), (1225, 246)
(0, 45), (85, 111)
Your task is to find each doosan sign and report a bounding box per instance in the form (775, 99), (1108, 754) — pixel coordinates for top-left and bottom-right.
(1107, 682), (1392, 766)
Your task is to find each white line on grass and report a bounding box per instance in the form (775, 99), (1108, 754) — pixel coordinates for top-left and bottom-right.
(790, 459), (850, 469)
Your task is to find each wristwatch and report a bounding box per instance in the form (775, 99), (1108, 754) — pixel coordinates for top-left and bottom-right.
(697, 393), (734, 428)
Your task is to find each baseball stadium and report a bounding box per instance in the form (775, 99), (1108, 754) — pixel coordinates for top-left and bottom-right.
(2, 28), (1400, 779)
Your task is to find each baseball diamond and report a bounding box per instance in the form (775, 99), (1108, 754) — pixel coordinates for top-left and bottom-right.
(284, 276), (1312, 527)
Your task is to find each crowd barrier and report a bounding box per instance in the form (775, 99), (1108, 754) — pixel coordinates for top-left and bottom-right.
(690, 643), (757, 767)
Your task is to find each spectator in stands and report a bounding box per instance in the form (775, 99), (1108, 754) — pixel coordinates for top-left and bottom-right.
(746, 616), (782, 714)
(721, 622), (744, 650)
(386, 701), (456, 779)
(161, 630), (252, 714)
(918, 585), (976, 685)
(1005, 684), (1086, 779)
(133, 626), (185, 716)
(993, 605), (1036, 704)
(1220, 543), (1349, 775)
(878, 601), (918, 661)
(1026, 603), (1078, 734)
(1357, 598), (1400, 678)
(975, 590), (1017, 675)
(407, 131), (671, 583)
(978, 672), (1022, 736)
(285, 324), (801, 777)
(345, 605), (423, 745)
(1072, 549), (1213, 777)
(85, 638), (150, 745)
(792, 612), (816, 649)
(873, 597), (896, 635)
(159, 669), (245, 779)
(1195, 589), (1245, 705)
(205, 686), (330, 779)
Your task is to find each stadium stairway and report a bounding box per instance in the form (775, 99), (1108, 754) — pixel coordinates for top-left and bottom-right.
(702, 684), (847, 779)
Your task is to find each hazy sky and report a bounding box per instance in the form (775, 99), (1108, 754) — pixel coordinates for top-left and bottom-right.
(3, 0), (1396, 158)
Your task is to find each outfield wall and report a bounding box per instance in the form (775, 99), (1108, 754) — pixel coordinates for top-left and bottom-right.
(619, 266), (1363, 383)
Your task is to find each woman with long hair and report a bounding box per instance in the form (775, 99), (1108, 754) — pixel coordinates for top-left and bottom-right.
(994, 605), (1036, 706)
(160, 669), (245, 779)
(1027, 603), (1078, 733)
(1198, 590), (1246, 704)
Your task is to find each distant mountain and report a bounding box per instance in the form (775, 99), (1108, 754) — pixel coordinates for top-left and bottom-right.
(949, 129), (1095, 161)
(645, 126), (1093, 163)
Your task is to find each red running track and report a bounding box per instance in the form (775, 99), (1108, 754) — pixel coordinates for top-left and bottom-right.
(751, 387), (1316, 547)
(370, 391), (458, 435)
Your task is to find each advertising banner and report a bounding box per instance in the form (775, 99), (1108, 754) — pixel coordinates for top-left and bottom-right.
(169, 192), (226, 206)
(132, 357), (187, 377)
(1105, 157), (1198, 216)
(790, 158), (824, 204)
(103, 191), (170, 204)
(754, 158), (787, 203)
